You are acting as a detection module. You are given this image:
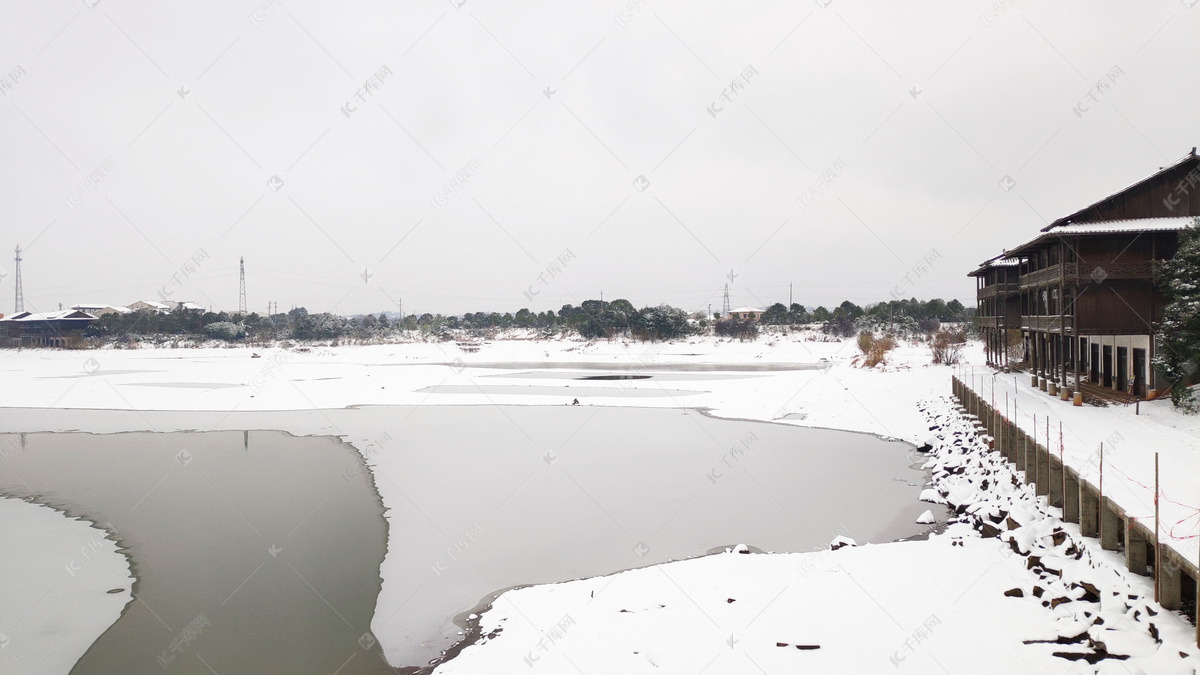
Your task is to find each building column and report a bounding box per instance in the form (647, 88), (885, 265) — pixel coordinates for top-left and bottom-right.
(1125, 521), (1149, 576)
(1160, 548), (1183, 610)
(1080, 485), (1099, 537)
(1063, 469), (1080, 523)
(1100, 498), (1120, 551)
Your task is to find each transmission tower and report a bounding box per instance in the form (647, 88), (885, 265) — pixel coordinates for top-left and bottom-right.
(721, 283), (731, 318)
(238, 257), (247, 315)
(13, 245), (23, 313)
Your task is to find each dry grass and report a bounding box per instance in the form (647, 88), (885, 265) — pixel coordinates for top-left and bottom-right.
(857, 331), (897, 368)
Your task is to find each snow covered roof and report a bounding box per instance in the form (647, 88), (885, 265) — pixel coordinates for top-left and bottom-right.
(1046, 216), (1197, 235)
(1005, 216), (1196, 256)
(70, 304), (130, 313)
(176, 302), (205, 311)
(969, 255), (1022, 275)
(130, 300), (171, 309)
(728, 306), (764, 313)
(1043, 150), (1199, 231)
(0, 310), (96, 322)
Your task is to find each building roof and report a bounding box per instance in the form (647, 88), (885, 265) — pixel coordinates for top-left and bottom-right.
(728, 306), (764, 313)
(1047, 216), (1197, 236)
(176, 301), (205, 311)
(1004, 216), (1196, 257)
(130, 300), (171, 309)
(0, 310), (97, 322)
(969, 254), (1022, 276)
(1042, 150), (1199, 231)
(70, 303), (130, 313)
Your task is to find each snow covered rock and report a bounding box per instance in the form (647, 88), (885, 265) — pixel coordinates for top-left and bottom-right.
(919, 488), (942, 503)
(830, 536), (857, 550)
(916, 510), (936, 524)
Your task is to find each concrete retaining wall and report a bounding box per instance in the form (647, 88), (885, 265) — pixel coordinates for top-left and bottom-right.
(950, 376), (1198, 635)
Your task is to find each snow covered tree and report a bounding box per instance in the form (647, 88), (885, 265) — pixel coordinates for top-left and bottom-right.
(1155, 217), (1200, 411)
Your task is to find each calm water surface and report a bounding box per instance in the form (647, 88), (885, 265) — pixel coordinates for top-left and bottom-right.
(0, 405), (939, 672)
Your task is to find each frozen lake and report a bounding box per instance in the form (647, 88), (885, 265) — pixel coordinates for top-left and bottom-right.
(0, 405), (938, 672)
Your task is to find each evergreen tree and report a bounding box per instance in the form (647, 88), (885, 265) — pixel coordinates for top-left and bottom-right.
(1155, 217), (1200, 410)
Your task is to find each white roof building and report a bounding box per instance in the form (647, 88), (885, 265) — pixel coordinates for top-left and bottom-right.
(127, 300), (172, 313)
(70, 303), (131, 317)
(727, 306), (765, 320)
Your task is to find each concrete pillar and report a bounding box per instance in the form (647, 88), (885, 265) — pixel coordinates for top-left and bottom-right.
(1100, 498), (1120, 551)
(1159, 548), (1183, 610)
(1080, 486), (1099, 537)
(1125, 522), (1149, 576)
(1063, 470), (1080, 523)
(1040, 377), (1048, 392)
(1035, 445), (1049, 496)
(1048, 381), (1057, 397)
(1048, 455), (1063, 507)
(1031, 374), (1039, 388)
(1073, 391), (1083, 406)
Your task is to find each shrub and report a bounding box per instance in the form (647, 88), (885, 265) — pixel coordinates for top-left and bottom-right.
(859, 332), (897, 368)
(930, 327), (966, 365)
(715, 317), (759, 340)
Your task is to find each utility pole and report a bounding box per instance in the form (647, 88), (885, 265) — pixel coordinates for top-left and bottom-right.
(789, 282), (793, 309)
(13, 245), (23, 313)
(238, 257), (247, 315)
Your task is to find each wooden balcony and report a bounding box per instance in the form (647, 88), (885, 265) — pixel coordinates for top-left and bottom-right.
(1019, 260), (1156, 287)
(1019, 264), (1062, 289)
(1020, 315), (1073, 332)
(1078, 260), (1156, 283)
(978, 282), (1018, 299)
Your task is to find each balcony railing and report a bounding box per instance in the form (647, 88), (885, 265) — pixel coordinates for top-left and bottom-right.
(1019, 260), (1157, 287)
(1019, 264), (1062, 289)
(1078, 260), (1156, 282)
(978, 282), (1018, 299)
(1020, 315), (1073, 332)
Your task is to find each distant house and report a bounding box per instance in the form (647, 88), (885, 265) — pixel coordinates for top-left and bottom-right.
(727, 306), (764, 321)
(0, 310), (97, 347)
(971, 149), (1199, 399)
(128, 300), (172, 313)
(70, 303), (130, 317)
(175, 301), (205, 312)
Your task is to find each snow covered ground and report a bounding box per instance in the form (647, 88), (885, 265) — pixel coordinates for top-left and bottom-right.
(956, 367), (1200, 568)
(435, 395), (1200, 674)
(0, 497), (133, 675)
(1, 331), (1197, 672)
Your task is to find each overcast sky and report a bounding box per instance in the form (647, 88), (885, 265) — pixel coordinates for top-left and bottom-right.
(2, 0), (1197, 317)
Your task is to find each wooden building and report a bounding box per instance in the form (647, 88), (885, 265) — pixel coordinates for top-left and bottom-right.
(971, 150), (1199, 399)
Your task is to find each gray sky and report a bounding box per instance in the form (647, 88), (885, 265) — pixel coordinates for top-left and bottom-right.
(2, 0), (1197, 317)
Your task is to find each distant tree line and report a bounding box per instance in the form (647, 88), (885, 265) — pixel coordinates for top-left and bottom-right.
(80, 296), (971, 345)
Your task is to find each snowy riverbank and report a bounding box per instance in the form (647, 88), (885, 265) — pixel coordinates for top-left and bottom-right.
(434, 395), (1200, 674)
(0, 498), (134, 675)
(2, 334), (1198, 672)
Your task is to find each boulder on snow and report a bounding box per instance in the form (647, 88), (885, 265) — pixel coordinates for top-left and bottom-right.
(830, 536), (857, 551)
(916, 510), (936, 524)
(918, 489), (941, 503)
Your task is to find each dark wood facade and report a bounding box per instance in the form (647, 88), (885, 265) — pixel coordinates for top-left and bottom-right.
(972, 150), (1199, 398)
(0, 310), (96, 348)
